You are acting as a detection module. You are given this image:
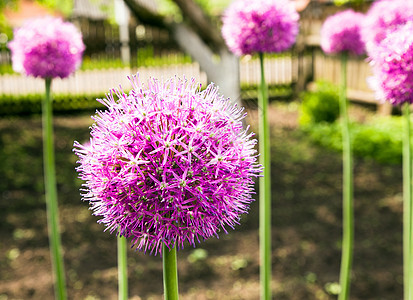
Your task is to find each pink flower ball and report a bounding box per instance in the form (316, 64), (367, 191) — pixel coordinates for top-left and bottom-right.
(361, 0), (413, 56)
(8, 17), (85, 79)
(369, 21), (413, 105)
(74, 75), (262, 255)
(320, 9), (365, 56)
(221, 0), (299, 56)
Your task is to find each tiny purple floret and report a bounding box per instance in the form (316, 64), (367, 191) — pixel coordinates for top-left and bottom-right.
(368, 21), (413, 105)
(221, 0), (299, 56)
(8, 17), (85, 79)
(320, 9), (365, 56)
(73, 75), (262, 255)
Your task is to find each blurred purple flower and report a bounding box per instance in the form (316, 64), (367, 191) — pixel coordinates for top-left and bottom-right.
(361, 0), (413, 56)
(368, 21), (413, 105)
(221, 0), (299, 56)
(320, 9), (365, 56)
(8, 17), (85, 79)
(74, 75), (262, 255)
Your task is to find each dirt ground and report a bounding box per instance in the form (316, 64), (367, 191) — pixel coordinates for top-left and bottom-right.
(0, 101), (404, 299)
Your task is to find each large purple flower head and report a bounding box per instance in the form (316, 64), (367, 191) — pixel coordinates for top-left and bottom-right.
(320, 9), (365, 56)
(221, 0), (299, 56)
(8, 17), (85, 79)
(368, 21), (413, 105)
(74, 75), (262, 255)
(361, 0), (413, 56)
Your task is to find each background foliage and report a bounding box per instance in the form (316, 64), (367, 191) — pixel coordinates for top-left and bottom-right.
(299, 80), (404, 165)
(299, 81), (340, 126)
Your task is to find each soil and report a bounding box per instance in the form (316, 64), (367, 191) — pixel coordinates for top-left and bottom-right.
(0, 101), (404, 299)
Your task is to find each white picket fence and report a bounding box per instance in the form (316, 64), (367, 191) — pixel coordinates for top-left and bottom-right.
(0, 64), (206, 96)
(240, 56), (295, 85)
(0, 57), (295, 96)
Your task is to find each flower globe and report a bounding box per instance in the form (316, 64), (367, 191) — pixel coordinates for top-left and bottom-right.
(321, 9), (365, 56)
(369, 22), (413, 105)
(221, 0), (299, 56)
(361, 0), (413, 57)
(8, 16), (85, 79)
(74, 75), (262, 255)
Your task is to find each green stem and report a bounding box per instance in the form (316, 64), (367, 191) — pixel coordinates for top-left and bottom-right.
(42, 78), (67, 300)
(117, 235), (128, 300)
(338, 53), (354, 300)
(163, 243), (179, 300)
(258, 52), (272, 300)
(402, 103), (412, 300)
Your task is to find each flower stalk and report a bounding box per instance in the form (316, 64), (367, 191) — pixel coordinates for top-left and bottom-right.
(338, 52), (354, 300)
(42, 78), (67, 300)
(402, 103), (412, 300)
(117, 235), (128, 300)
(258, 52), (272, 300)
(163, 243), (179, 300)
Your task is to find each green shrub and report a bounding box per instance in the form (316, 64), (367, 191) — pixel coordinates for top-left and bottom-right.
(0, 93), (105, 115)
(80, 57), (128, 70)
(352, 117), (403, 164)
(1, 46), (194, 75)
(304, 116), (404, 164)
(305, 122), (342, 152)
(136, 45), (192, 67)
(0, 63), (14, 75)
(0, 84), (293, 116)
(240, 83), (293, 101)
(299, 81), (340, 126)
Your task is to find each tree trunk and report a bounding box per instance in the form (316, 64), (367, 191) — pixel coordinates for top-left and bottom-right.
(172, 24), (240, 103)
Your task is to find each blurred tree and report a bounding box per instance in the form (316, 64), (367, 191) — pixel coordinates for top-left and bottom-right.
(1, 0), (72, 15)
(0, 0), (17, 9)
(0, 0), (72, 38)
(0, 1), (15, 36)
(123, 0), (241, 103)
(36, 0), (72, 16)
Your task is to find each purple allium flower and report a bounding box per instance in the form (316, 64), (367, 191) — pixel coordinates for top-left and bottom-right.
(361, 0), (413, 56)
(320, 9), (365, 56)
(221, 0), (299, 56)
(73, 75), (262, 255)
(368, 21), (413, 105)
(8, 17), (85, 79)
